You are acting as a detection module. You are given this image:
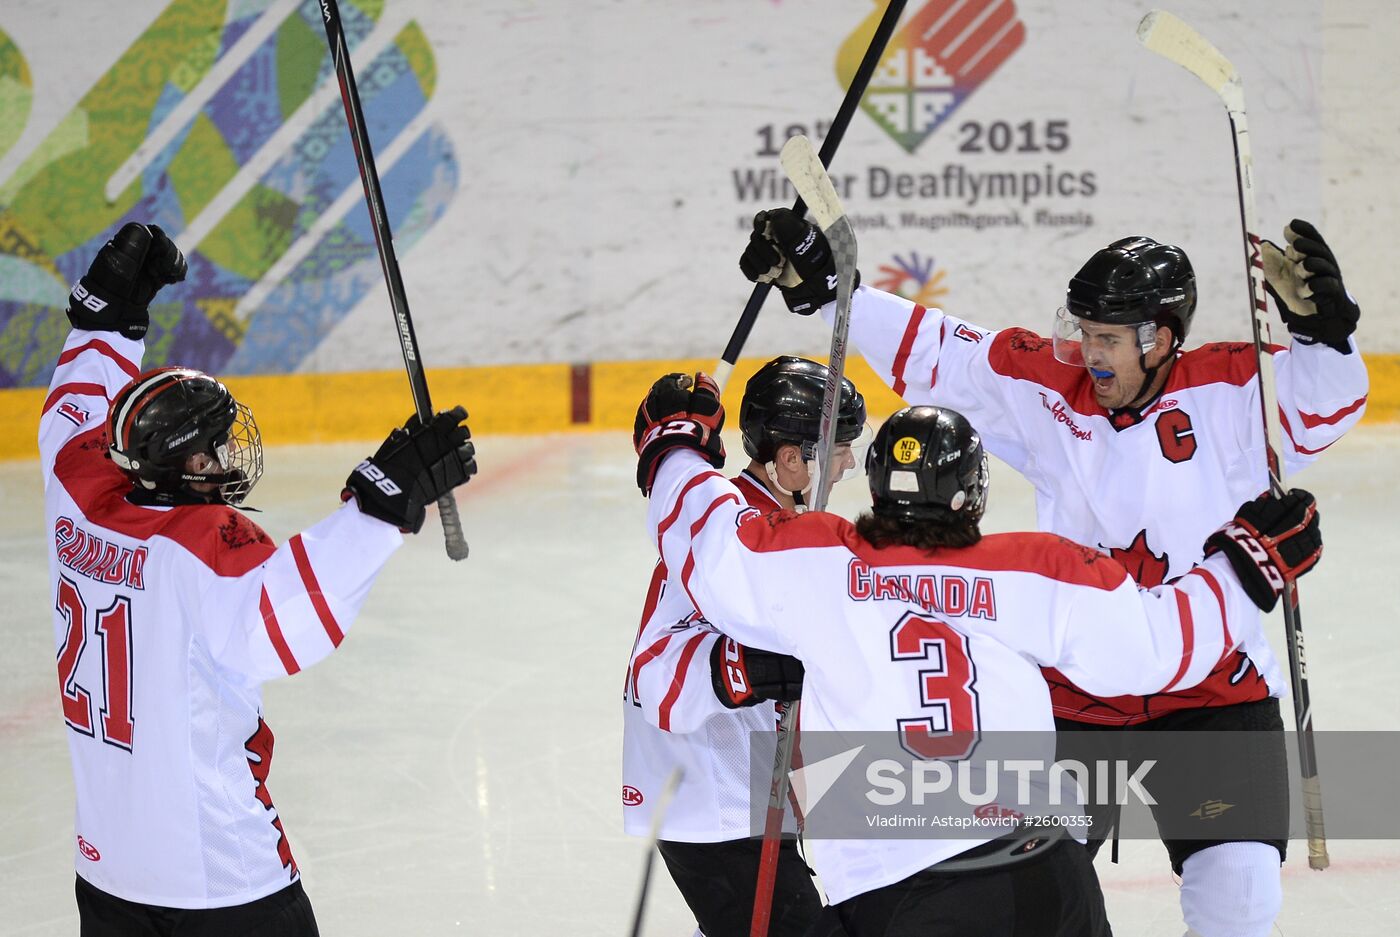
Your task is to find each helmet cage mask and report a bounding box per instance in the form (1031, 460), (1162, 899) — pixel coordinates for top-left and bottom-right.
(107, 369), (264, 506)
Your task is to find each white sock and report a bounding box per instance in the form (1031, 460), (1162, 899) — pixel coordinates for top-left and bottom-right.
(1179, 841), (1281, 937)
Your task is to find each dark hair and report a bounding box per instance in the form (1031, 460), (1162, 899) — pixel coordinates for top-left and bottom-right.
(854, 511), (982, 551)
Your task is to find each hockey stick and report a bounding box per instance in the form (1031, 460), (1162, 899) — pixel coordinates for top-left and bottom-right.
(713, 0), (906, 392)
(748, 135), (859, 937)
(626, 767), (684, 937)
(319, 0), (469, 561)
(1137, 9), (1328, 870)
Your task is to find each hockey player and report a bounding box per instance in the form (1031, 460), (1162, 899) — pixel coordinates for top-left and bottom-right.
(43, 223), (476, 936)
(632, 380), (1324, 937)
(623, 356), (867, 937)
(738, 210), (1368, 937)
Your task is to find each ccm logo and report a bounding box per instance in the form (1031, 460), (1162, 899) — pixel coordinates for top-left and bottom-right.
(70, 283), (109, 313)
(722, 638), (750, 695)
(622, 786), (644, 806)
(1221, 525), (1283, 590)
(78, 836), (101, 862)
(639, 419), (700, 449)
(354, 460), (402, 495)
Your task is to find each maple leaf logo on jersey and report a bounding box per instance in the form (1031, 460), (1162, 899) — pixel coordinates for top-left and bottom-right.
(219, 514), (272, 551)
(1105, 529), (1169, 588)
(1007, 331), (1052, 354)
(838, 0), (1026, 154)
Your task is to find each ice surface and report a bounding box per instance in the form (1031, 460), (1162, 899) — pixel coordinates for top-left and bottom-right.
(2, 427), (1397, 935)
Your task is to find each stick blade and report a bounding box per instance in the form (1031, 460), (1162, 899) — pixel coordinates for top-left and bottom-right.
(1137, 9), (1239, 98)
(779, 134), (845, 232)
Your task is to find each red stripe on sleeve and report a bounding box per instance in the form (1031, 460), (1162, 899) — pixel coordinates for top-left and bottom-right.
(1278, 408), (1334, 456)
(928, 320), (946, 394)
(678, 493), (741, 613)
(1298, 394), (1366, 429)
(890, 305), (927, 397)
(1164, 589), (1196, 692)
(1188, 566), (1232, 650)
(42, 382), (110, 415)
(658, 632), (710, 732)
(289, 535), (344, 647)
(56, 339), (141, 379)
(655, 469), (724, 550)
(630, 633), (673, 703)
(259, 587), (301, 675)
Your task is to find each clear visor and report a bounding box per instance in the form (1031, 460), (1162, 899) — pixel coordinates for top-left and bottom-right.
(795, 421), (876, 495)
(1052, 307), (1159, 368)
(1052, 306), (1086, 367)
(832, 421), (875, 483)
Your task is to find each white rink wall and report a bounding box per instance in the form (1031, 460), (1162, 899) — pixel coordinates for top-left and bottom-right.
(0, 0), (1394, 381)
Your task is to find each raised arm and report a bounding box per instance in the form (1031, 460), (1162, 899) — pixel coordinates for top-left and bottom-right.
(200, 408), (477, 684)
(1261, 219), (1368, 470)
(39, 223), (186, 476)
(737, 208), (1043, 473)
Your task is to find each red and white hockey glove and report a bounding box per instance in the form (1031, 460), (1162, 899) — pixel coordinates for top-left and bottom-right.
(1204, 488), (1322, 612)
(634, 372), (725, 495)
(710, 637), (805, 708)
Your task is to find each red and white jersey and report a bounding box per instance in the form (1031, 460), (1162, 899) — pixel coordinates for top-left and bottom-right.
(41, 329), (403, 908)
(622, 470), (796, 842)
(648, 449), (1265, 903)
(835, 286), (1368, 723)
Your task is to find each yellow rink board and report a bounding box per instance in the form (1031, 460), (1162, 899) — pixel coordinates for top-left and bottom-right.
(1, 353), (1395, 461)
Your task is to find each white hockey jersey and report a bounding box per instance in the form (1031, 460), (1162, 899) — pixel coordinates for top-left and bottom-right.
(622, 470), (798, 842)
(647, 449), (1266, 904)
(834, 286), (1368, 723)
(41, 329), (403, 908)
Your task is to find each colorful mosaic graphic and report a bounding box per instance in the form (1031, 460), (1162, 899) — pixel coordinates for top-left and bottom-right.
(838, 0), (1025, 154)
(0, 0), (458, 387)
(872, 251), (950, 308)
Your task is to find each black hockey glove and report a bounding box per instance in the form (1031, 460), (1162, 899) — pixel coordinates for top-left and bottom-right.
(634, 372), (725, 495)
(68, 222), (187, 339)
(1204, 488), (1322, 613)
(739, 207), (859, 315)
(711, 637), (805, 708)
(1260, 219), (1359, 354)
(344, 406), (477, 533)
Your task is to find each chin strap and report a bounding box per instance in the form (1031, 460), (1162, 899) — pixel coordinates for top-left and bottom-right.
(765, 461), (812, 513)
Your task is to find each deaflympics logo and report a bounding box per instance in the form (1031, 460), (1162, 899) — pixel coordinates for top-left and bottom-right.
(873, 251), (950, 308)
(837, 0), (1027, 154)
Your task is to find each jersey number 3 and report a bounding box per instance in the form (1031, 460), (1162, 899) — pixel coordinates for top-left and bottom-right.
(890, 612), (980, 759)
(56, 577), (135, 751)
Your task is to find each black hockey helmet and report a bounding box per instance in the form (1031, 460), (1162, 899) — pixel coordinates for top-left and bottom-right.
(867, 406), (988, 524)
(107, 367), (263, 505)
(740, 356), (867, 463)
(1064, 236), (1197, 346)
